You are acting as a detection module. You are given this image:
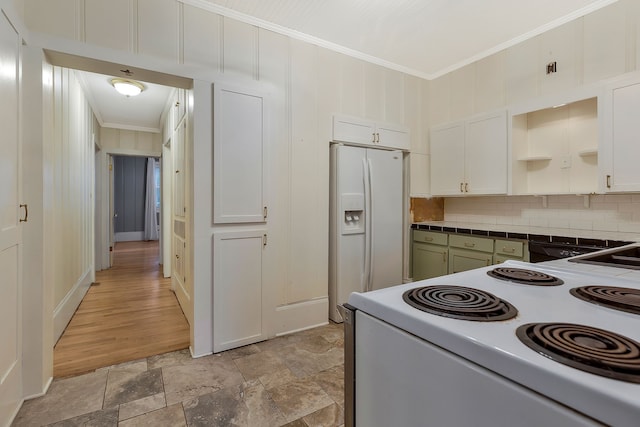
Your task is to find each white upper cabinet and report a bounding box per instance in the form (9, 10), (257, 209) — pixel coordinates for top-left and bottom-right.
(430, 122), (465, 196)
(332, 114), (410, 150)
(213, 84), (267, 224)
(603, 74), (640, 192)
(430, 111), (507, 196)
(465, 111), (508, 195)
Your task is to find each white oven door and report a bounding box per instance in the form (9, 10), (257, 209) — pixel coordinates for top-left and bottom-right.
(355, 312), (603, 427)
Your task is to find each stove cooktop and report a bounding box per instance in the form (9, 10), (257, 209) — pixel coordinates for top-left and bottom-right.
(402, 285), (517, 321)
(486, 267), (564, 286)
(517, 322), (640, 384)
(347, 260), (640, 427)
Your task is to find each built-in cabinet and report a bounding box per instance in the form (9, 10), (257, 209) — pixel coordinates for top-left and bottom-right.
(430, 110), (507, 196)
(213, 85), (267, 223)
(411, 229), (528, 280)
(412, 230), (448, 281)
(332, 114), (410, 151)
(213, 231), (265, 352)
(212, 83), (268, 353)
(448, 234), (494, 274)
(494, 239), (528, 264)
(603, 74), (640, 192)
(171, 88), (191, 322)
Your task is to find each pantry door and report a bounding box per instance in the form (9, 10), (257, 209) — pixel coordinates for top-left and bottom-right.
(0, 10), (23, 425)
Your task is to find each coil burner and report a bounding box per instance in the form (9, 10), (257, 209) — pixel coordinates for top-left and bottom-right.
(570, 286), (640, 315)
(517, 322), (640, 383)
(402, 285), (517, 321)
(487, 267), (564, 286)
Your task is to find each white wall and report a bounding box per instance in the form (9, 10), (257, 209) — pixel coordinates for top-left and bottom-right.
(100, 128), (162, 155)
(21, 0), (429, 351)
(429, 0), (640, 127)
(45, 67), (96, 342)
(429, 0), (640, 231)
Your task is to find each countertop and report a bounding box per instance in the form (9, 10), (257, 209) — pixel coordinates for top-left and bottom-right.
(412, 221), (640, 244)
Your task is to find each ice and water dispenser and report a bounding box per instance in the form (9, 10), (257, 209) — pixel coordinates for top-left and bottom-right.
(341, 193), (365, 235)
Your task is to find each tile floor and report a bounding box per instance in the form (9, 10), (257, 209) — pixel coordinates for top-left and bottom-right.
(13, 323), (345, 427)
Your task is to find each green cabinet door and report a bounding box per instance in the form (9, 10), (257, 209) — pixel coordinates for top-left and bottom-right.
(412, 243), (448, 280)
(448, 248), (493, 274)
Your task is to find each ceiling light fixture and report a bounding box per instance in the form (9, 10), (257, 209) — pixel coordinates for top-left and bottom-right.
(110, 78), (145, 97)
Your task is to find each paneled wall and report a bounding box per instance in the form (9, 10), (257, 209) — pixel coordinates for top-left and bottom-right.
(23, 0), (428, 325)
(430, 0), (640, 231)
(100, 128), (162, 154)
(46, 66), (96, 336)
(428, 0), (640, 126)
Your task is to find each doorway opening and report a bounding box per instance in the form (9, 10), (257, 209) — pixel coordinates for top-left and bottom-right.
(45, 53), (193, 377)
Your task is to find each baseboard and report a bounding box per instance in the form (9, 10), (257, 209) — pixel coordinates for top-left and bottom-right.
(6, 398), (24, 427)
(22, 376), (53, 401)
(114, 231), (144, 242)
(189, 346), (212, 359)
(53, 268), (93, 343)
(274, 297), (329, 336)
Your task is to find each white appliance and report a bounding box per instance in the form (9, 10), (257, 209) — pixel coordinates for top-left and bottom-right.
(329, 143), (403, 322)
(342, 258), (640, 427)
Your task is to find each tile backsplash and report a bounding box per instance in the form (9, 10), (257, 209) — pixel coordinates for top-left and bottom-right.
(444, 194), (640, 233)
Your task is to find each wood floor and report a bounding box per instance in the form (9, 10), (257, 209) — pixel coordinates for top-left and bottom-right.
(53, 241), (190, 378)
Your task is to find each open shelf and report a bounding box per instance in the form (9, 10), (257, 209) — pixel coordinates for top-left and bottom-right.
(511, 97), (599, 195)
(578, 149), (598, 157)
(517, 156), (552, 162)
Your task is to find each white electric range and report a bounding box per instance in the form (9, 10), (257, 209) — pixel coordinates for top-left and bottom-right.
(342, 259), (640, 427)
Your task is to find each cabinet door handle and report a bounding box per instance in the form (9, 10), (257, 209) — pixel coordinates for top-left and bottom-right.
(443, 251), (447, 262)
(606, 175), (611, 189)
(502, 247), (515, 253)
(19, 204), (28, 222)
(464, 242), (475, 248)
(372, 132), (376, 143)
(465, 183), (469, 193)
(460, 183), (464, 193)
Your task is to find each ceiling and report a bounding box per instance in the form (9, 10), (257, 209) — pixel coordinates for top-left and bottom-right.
(77, 70), (174, 133)
(75, 0), (617, 132)
(197, 0), (617, 79)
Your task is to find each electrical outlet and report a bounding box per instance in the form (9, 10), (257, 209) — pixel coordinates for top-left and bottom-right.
(560, 156), (571, 169)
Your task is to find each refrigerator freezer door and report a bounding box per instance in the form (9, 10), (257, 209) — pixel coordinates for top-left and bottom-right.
(329, 145), (367, 322)
(366, 148), (403, 291)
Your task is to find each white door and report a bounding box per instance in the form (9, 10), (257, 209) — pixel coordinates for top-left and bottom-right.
(465, 111), (507, 195)
(213, 230), (265, 352)
(430, 122), (465, 196)
(608, 81), (640, 192)
(0, 10), (22, 425)
(366, 148), (403, 291)
(213, 84), (266, 224)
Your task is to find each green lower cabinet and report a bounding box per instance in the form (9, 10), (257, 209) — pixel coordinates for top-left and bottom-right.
(412, 243), (448, 281)
(494, 254), (520, 264)
(448, 248), (493, 274)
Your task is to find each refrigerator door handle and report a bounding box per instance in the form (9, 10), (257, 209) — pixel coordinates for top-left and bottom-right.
(362, 157), (372, 293)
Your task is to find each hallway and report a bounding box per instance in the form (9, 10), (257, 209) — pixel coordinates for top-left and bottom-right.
(53, 241), (190, 378)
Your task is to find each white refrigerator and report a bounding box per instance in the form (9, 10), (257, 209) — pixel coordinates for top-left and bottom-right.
(329, 143), (404, 322)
